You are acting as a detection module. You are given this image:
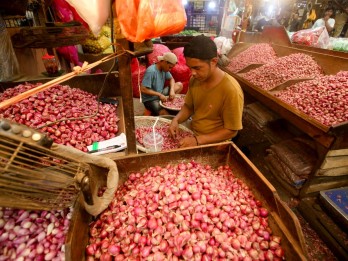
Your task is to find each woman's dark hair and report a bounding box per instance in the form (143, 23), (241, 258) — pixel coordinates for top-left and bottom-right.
(325, 6), (335, 13)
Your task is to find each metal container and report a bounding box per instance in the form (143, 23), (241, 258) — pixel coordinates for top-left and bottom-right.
(66, 142), (308, 260)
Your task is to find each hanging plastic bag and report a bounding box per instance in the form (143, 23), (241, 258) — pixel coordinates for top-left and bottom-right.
(291, 26), (330, 49)
(116, 0), (187, 43)
(66, 0), (110, 36)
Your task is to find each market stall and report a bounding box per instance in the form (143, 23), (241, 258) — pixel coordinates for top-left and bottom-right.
(221, 29), (348, 258)
(1, 1), (341, 260)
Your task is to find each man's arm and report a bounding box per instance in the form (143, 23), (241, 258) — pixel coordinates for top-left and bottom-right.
(195, 128), (237, 145)
(324, 17), (334, 32)
(169, 104), (193, 138)
(140, 85), (167, 102)
(168, 78), (176, 98)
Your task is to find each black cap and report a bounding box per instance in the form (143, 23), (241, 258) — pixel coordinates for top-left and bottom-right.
(184, 35), (217, 60)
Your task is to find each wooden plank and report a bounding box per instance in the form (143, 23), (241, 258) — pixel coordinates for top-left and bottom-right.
(316, 166), (348, 177)
(298, 197), (348, 260)
(228, 73), (335, 148)
(327, 149), (348, 157)
(321, 155), (348, 169)
(306, 178), (348, 194)
(117, 38), (137, 155)
(65, 198), (92, 261)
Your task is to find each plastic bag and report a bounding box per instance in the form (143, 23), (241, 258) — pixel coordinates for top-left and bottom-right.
(291, 26), (330, 49)
(171, 47), (191, 94)
(214, 36), (233, 55)
(116, 0), (187, 42)
(0, 24), (19, 81)
(131, 58), (146, 98)
(66, 0), (110, 36)
(146, 44), (171, 66)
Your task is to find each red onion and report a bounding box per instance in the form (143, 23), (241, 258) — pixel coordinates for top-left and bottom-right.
(275, 71), (348, 126)
(240, 53), (324, 90)
(0, 207), (72, 260)
(86, 161), (285, 260)
(226, 43), (277, 73)
(0, 83), (119, 152)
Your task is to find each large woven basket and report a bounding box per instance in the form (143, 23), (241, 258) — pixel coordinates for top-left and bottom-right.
(134, 116), (193, 153)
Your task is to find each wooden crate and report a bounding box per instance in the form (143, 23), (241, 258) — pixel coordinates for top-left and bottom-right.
(66, 142), (308, 260)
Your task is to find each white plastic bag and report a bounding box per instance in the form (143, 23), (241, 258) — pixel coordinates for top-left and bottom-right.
(66, 0), (110, 36)
(214, 37), (233, 55)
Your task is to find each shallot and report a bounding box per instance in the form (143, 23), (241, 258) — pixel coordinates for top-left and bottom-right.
(135, 125), (193, 151)
(0, 207), (72, 260)
(240, 53), (324, 90)
(226, 43), (277, 73)
(275, 71), (348, 126)
(0, 83), (119, 152)
(86, 161), (285, 260)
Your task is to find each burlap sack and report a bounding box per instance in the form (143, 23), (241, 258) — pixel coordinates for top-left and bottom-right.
(51, 144), (119, 216)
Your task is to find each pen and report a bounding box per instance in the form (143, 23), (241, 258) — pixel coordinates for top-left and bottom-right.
(88, 145), (121, 154)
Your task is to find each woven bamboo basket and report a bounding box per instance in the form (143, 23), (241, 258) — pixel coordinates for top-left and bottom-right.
(134, 116), (193, 153)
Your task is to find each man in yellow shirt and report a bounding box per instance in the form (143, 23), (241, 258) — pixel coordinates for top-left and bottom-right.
(169, 35), (244, 147)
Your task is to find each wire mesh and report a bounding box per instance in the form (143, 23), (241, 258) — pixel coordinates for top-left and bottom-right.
(0, 133), (89, 210)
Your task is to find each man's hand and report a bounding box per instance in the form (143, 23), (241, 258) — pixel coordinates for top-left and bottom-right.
(169, 119), (179, 139)
(159, 94), (167, 102)
(179, 136), (197, 148)
(169, 89), (176, 100)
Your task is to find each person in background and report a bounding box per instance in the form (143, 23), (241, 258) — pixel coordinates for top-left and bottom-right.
(255, 16), (269, 32)
(289, 12), (301, 32)
(141, 52), (183, 116)
(312, 7), (335, 34)
(169, 35), (244, 148)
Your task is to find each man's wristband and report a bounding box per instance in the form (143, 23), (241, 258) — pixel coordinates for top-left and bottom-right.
(194, 135), (199, 146)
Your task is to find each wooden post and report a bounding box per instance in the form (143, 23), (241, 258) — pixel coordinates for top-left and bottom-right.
(116, 39), (137, 155)
(113, 11), (137, 154)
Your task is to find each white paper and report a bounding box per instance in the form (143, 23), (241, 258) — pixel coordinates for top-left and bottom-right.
(87, 133), (127, 155)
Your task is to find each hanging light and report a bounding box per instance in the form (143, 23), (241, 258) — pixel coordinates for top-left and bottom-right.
(182, 0), (188, 6)
(208, 1), (216, 10)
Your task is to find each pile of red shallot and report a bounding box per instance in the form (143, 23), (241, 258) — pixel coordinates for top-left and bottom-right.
(240, 53), (324, 90)
(86, 161), (285, 260)
(0, 207), (72, 260)
(0, 83), (119, 152)
(161, 95), (185, 111)
(274, 71), (348, 126)
(135, 125), (193, 151)
(225, 43), (277, 73)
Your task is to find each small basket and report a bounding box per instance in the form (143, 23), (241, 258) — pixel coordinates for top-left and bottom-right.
(0, 130), (90, 210)
(134, 116), (193, 153)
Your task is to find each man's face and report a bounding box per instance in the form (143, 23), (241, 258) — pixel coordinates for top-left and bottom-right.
(185, 57), (215, 82)
(163, 61), (176, 72)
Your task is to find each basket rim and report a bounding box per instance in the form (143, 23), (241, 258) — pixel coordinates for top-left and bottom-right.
(134, 116), (193, 153)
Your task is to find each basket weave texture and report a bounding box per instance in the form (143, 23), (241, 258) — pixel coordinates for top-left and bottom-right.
(134, 116), (193, 152)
